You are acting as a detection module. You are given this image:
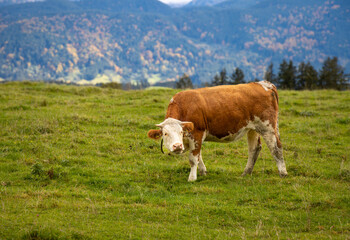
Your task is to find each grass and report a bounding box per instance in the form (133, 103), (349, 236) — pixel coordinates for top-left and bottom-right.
(0, 81), (349, 239)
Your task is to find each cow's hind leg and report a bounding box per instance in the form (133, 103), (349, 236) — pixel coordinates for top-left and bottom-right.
(242, 130), (262, 176)
(261, 129), (288, 177)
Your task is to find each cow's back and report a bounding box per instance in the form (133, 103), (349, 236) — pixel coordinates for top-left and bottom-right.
(166, 82), (279, 139)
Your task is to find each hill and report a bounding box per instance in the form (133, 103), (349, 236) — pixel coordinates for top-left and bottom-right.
(0, 0), (349, 85)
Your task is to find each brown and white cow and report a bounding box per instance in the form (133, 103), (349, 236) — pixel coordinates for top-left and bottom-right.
(148, 81), (288, 181)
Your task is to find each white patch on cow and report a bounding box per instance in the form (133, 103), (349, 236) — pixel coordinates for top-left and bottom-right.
(258, 80), (274, 91)
(170, 97), (174, 103)
(245, 116), (274, 133)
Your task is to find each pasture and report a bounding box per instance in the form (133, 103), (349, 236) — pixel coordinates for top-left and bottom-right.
(0, 82), (349, 239)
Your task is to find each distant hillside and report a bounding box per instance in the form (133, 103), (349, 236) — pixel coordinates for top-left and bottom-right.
(187, 0), (262, 8)
(0, 0), (349, 85)
(214, 0), (263, 9)
(186, 0), (226, 6)
(0, 0), (41, 6)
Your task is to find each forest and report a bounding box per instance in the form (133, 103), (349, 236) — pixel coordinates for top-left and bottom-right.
(175, 56), (349, 90)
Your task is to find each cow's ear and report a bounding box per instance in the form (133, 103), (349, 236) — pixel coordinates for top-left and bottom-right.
(181, 122), (194, 133)
(148, 129), (162, 140)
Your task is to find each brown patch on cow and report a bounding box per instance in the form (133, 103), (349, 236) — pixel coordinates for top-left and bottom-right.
(147, 129), (162, 140)
(181, 122), (194, 133)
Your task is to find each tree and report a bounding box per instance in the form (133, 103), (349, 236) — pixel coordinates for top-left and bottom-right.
(211, 74), (221, 86)
(296, 61), (318, 90)
(230, 67), (245, 84)
(319, 57), (347, 90)
(136, 78), (150, 89)
(211, 68), (228, 86)
(278, 59), (297, 89)
(264, 62), (277, 85)
(176, 74), (193, 89)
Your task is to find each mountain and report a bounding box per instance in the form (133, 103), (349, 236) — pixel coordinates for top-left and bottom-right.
(0, 0), (40, 6)
(214, 0), (263, 9)
(187, 0), (263, 9)
(0, 0), (349, 86)
(186, 0), (226, 7)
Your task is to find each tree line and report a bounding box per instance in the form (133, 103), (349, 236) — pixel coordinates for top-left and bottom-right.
(176, 57), (349, 90)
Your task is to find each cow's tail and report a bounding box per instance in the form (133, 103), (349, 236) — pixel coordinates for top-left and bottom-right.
(270, 83), (281, 140)
(270, 83), (279, 105)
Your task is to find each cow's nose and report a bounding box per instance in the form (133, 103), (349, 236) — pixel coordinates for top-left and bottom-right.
(172, 143), (183, 151)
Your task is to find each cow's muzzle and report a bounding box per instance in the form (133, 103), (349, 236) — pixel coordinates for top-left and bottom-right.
(160, 140), (184, 154)
(171, 143), (184, 154)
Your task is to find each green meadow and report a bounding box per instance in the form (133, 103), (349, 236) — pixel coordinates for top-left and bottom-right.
(0, 82), (349, 239)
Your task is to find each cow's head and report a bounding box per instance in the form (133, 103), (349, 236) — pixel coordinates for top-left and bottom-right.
(148, 118), (194, 155)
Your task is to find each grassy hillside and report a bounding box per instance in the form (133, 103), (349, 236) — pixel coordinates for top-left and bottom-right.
(0, 82), (349, 239)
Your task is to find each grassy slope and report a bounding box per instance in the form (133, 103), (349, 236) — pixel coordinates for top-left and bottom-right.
(0, 82), (349, 239)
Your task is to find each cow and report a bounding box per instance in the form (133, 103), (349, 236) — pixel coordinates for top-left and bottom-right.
(147, 81), (288, 182)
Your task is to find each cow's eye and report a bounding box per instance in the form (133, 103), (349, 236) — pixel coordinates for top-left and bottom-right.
(164, 133), (168, 136)
(180, 131), (183, 135)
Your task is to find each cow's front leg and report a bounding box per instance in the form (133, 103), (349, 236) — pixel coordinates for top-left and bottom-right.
(188, 152), (199, 182)
(188, 131), (204, 182)
(198, 152), (207, 176)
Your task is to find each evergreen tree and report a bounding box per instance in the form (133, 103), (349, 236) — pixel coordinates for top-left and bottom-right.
(264, 62), (277, 85)
(230, 67), (245, 84)
(278, 59), (297, 89)
(176, 73), (193, 89)
(297, 62), (318, 90)
(219, 68), (228, 84)
(211, 74), (221, 86)
(319, 57), (347, 90)
(211, 68), (228, 86)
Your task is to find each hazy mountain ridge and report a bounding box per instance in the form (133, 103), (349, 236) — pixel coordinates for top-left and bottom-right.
(0, 0), (349, 85)
(0, 0), (42, 6)
(186, 0), (226, 7)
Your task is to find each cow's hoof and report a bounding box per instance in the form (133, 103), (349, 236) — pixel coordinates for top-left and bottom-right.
(188, 176), (197, 182)
(199, 170), (207, 176)
(242, 169), (253, 176)
(279, 171), (288, 177)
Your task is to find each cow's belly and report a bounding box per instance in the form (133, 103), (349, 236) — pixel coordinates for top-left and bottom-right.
(204, 127), (249, 143)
